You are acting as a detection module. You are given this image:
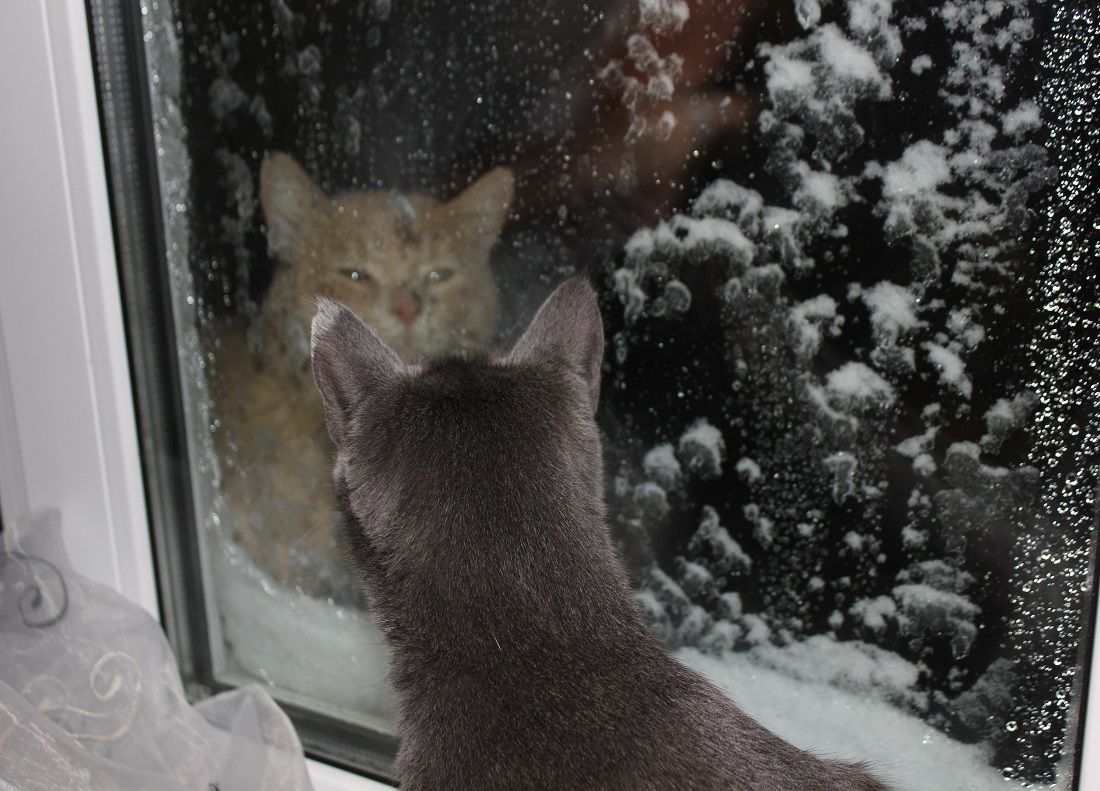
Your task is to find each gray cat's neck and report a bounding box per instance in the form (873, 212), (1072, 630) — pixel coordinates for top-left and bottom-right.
(372, 509), (657, 690)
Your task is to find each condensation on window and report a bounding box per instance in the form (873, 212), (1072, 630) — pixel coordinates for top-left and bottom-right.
(140, 0), (1098, 787)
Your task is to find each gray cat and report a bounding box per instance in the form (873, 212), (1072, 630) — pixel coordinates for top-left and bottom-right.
(310, 277), (892, 790)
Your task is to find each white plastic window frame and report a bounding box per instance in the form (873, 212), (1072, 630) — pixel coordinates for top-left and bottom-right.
(0, 1), (1096, 789)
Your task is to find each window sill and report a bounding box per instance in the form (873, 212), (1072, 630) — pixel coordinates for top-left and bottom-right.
(308, 760), (393, 791)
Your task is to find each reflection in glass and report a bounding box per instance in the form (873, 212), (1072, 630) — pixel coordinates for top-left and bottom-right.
(134, 0), (1097, 786)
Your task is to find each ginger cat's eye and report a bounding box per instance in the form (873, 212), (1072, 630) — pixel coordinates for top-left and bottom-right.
(426, 268), (455, 284)
(342, 269), (374, 283)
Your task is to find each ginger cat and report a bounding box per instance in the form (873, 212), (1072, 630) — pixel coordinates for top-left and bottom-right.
(209, 153), (513, 597)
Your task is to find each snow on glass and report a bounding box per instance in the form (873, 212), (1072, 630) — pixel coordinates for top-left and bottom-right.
(598, 0), (690, 141)
(610, 1), (1094, 789)
(139, 0), (1098, 788)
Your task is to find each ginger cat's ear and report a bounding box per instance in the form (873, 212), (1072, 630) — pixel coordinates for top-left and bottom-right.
(260, 152), (328, 262)
(438, 167), (514, 255)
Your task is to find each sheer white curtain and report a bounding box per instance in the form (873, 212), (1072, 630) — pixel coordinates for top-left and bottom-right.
(0, 509), (313, 791)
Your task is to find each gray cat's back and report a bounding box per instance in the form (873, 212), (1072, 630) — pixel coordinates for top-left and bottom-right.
(398, 631), (886, 790)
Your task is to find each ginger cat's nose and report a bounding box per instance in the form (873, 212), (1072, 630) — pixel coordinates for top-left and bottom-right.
(392, 294), (422, 327)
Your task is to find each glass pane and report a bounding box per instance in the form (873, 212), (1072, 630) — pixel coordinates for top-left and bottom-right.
(118, 0), (1097, 785)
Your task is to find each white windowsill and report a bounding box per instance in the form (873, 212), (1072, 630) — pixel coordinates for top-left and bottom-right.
(308, 761), (393, 791)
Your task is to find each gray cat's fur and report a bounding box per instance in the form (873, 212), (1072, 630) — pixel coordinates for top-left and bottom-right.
(310, 277), (893, 790)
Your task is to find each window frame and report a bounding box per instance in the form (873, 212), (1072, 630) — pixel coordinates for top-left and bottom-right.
(0, 0), (1097, 788)
(91, 0), (400, 781)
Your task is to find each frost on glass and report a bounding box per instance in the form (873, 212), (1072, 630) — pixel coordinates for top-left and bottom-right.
(139, 0), (1096, 786)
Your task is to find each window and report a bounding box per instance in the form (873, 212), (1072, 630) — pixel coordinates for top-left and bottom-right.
(86, 0), (1099, 787)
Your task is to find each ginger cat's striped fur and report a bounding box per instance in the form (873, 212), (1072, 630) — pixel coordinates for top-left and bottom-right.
(210, 153), (513, 595)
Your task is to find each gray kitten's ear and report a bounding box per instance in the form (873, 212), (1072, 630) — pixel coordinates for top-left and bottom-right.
(311, 298), (400, 445)
(260, 152), (328, 262)
(509, 277), (604, 412)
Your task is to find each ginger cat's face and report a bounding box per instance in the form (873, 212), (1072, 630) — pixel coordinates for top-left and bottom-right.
(259, 152), (513, 362)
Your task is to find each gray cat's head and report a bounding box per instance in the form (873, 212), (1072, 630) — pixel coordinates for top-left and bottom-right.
(309, 278), (605, 613)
